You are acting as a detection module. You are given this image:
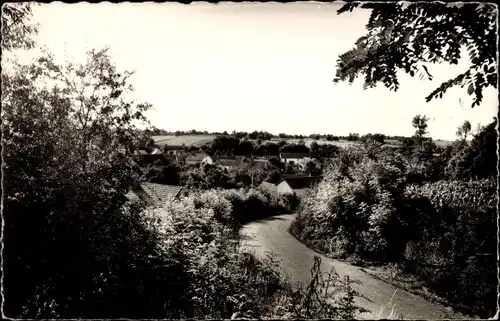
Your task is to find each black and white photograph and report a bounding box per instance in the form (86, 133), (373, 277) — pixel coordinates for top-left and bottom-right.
(1, 1), (498, 319)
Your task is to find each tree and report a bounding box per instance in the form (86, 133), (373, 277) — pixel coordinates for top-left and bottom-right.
(1, 2), (39, 51)
(412, 114), (429, 141)
(456, 120), (472, 141)
(446, 118), (497, 180)
(347, 133), (360, 141)
(309, 141), (319, 153)
(334, 2), (497, 108)
(1, 48), (192, 318)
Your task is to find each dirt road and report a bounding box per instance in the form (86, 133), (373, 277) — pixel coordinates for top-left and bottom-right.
(239, 214), (469, 319)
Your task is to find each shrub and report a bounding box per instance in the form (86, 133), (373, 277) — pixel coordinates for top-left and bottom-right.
(402, 178), (497, 317)
(142, 194), (366, 319)
(292, 140), (498, 317)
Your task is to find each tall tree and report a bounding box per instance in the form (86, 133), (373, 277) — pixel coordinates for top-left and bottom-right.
(334, 2), (497, 108)
(412, 114), (429, 141)
(1, 48), (180, 318)
(456, 120), (472, 141)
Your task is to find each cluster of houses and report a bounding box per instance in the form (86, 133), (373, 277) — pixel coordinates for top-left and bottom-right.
(127, 145), (324, 208)
(133, 145), (322, 172)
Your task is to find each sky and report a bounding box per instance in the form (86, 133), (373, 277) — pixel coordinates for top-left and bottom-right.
(13, 1), (499, 140)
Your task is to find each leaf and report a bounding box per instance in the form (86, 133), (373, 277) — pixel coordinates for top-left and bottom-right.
(467, 83), (474, 95)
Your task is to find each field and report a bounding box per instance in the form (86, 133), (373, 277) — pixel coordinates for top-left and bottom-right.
(152, 135), (217, 147)
(152, 135), (452, 149)
(269, 138), (362, 148)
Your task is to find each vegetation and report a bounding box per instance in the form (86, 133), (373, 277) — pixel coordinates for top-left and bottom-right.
(334, 2), (497, 108)
(1, 5), (366, 319)
(290, 116), (498, 318)
(1, 2), (39, 51)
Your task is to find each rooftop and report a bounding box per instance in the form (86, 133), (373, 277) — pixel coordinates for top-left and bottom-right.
(278, 175), (323, 189)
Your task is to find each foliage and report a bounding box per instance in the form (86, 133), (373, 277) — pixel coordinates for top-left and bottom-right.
(403, 179), (497, 317)
(1, 2), (39, 51)
(1, 48), (156, 317)
(139, 191), (364, 319)
(412, 114), (429, 141)
(334, 2), (497, 108)
(290, 137), (498, 317)
(445, 118), (498, 180)
(456, 120), (472, 141)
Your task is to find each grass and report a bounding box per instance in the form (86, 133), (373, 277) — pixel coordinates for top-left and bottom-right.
(359, 290), (405, 320)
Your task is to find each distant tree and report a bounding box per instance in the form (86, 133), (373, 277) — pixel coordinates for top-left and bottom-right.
(280, 143), (310, 154)
(334, 2), (497, 108)
(372, 133), (386, 144)
(212, 135), (240, 154)
(262, 142), (280, 156)
(412, 114), (430, 142)
(347, 133), (360, 141)
(236, 139), (254, 156)
(456, 120), (472, 141)
(309, 141), (319, 153)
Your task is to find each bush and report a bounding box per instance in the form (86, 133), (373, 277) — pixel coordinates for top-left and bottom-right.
(445, 119), (497, 180)
(292, 146), (408, 261)
(141, 193), (366, 319)
(291, 141), (498, 317)
(402, 178), (497, 317)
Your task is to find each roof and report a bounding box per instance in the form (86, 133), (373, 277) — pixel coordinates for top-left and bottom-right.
(258, 181), (277, 193)
(136, 183), (184, 206)
(234, 156), (246, 167)
(280, 152), (310, 159)
(216, 156), (246, 168)
(218, 158), (235, 167)
(278, 176), (323, 190)
(251, 158), (269, 170)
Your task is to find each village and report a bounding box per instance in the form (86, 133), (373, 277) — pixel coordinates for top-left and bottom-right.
(127, 137), (325, 206)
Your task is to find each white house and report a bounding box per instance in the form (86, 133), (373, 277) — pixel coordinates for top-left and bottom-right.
(280, 152), (310, 164)
(276, 176), (322, 197)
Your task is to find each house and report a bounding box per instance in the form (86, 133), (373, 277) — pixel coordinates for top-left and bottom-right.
(185, 152), (213, 165)
(280, 152), (310, 164)
(163, 144), (185, 155)
(214, 155), (248, 169)
(276, 175), (323, 197)
(132, 148), (170, 166)
(127, 182), (185, 207)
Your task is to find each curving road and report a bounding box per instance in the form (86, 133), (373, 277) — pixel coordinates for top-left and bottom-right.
(239, 214), (470, 320)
